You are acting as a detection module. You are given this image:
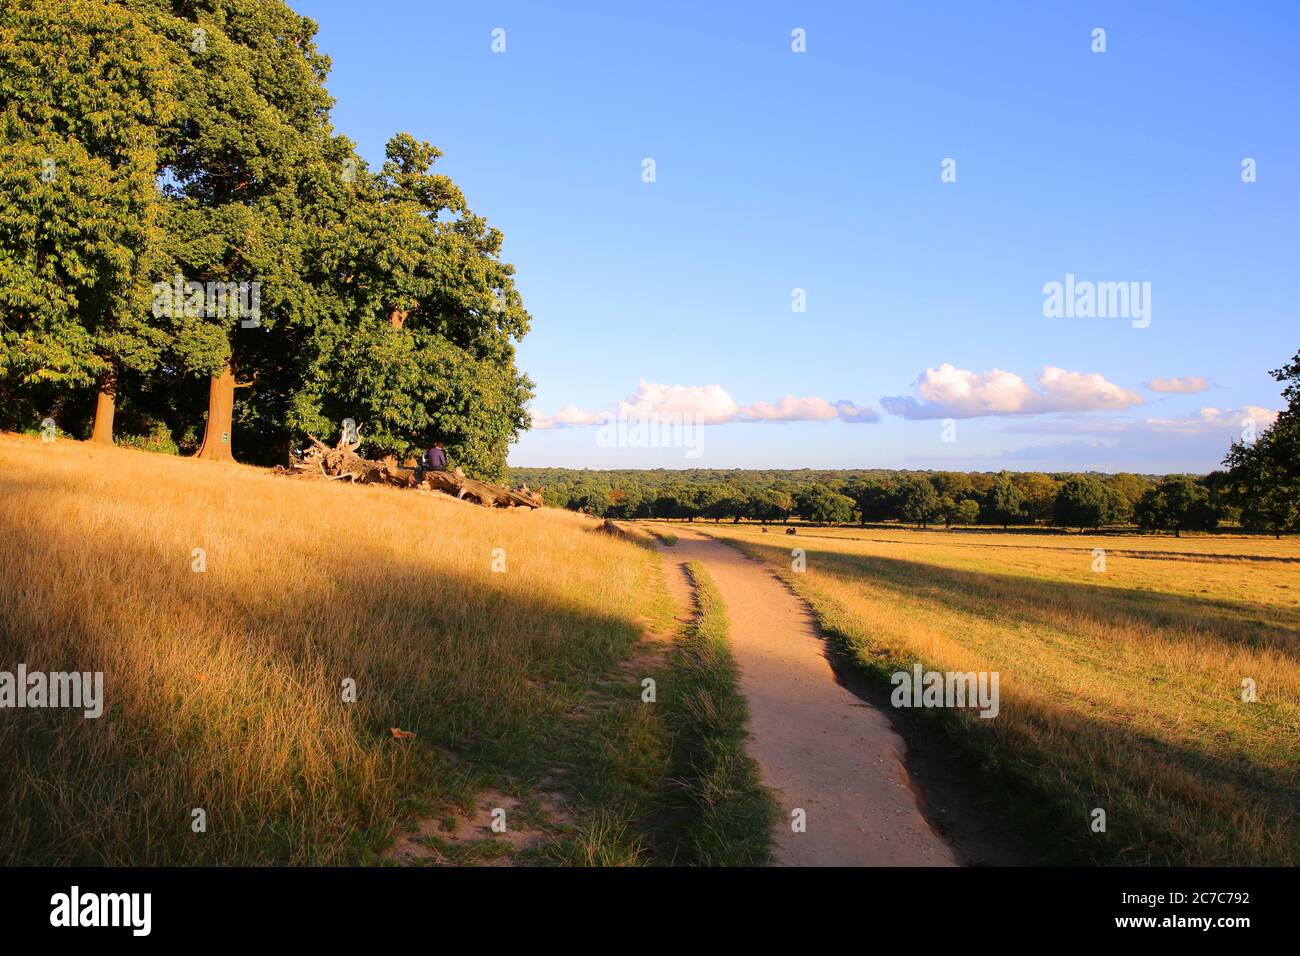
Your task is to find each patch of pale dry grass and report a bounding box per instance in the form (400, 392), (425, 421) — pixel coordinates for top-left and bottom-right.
(707, 524), (1300, 865)
(0, 433), (656, 864)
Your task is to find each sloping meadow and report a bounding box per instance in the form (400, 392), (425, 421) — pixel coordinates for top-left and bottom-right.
(0, 434), (657, 864)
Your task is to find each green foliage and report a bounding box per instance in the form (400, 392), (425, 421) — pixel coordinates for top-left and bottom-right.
(1052, 475), (1128, 531)
(845, 478), (896, 522)
(898, 476), (941, 527)
(511, 467), (1211, 533)
(1013, 472), (1062, 522)
(794, 485), (856, 524)
(578, 487), (612, 517)
(116, 422), (180, 456)
(749, 487), (794, 524)
(1107, 472), (1152, 512)
(1134, 475), (1219, 535)
(1, 0), (532, 478)
(1223, 349), (1300, 536)
(944, 497), (980, 526)
(696, 483), (745, 522)
(983, 471), (1026, 528)
(0, 0), (174, 397)
(305, 133), (533, 478)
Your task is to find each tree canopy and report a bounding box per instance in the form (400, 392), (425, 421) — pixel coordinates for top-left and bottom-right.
(0, 0), (532, 479)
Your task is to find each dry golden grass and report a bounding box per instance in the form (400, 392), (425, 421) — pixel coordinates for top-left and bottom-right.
(704, 523), (1300, 865)
(0, 433), (661, 865)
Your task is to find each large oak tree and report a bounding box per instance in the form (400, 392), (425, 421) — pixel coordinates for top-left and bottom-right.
(0, 0), (174, 441)
(3, 0), (535, 478)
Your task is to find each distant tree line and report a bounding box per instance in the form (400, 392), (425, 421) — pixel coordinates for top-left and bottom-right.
(510, 466), (1227, 534)
(512, 349), (1300, 537)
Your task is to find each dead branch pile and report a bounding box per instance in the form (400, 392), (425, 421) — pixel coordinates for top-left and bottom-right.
(277, 428), (543, 509)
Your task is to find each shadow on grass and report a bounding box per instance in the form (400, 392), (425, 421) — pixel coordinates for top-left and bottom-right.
(740, 534), (1298, 657)
(776, 527), (1300, 565)
(0, 469), (654, 866)
(820, 616), (1298, 865)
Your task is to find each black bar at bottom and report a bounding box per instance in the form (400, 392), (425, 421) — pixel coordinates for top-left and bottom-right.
(0, 865), (1284, 942)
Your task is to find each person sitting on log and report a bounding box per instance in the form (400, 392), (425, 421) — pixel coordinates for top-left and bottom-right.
(424, 441), (447, 472)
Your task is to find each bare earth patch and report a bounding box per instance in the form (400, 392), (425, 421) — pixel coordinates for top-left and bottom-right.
(385, 790), (575, 866)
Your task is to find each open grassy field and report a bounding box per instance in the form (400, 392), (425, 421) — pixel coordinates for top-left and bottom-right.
(697, 522), (1300, 866)
(8, 429), (1294, 867)
(0, 433), (729, 865)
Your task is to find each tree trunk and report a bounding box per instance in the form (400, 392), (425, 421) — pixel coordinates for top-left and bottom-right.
(196, 365), (236, 462)
(89, 366), (118, 444)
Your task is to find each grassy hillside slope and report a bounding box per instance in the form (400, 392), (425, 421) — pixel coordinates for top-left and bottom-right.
(0, 433), (669, 864)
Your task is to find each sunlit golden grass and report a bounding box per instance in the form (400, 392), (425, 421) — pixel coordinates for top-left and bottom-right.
(704, 523), (1300, 865)
(0, 433), (662, 865)
(782, 526), (1300, 627)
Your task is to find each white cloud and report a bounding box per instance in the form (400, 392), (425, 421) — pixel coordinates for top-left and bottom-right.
(881, 363), (1143, 419)
(617, 380), (738, 424)
(529, 380), (880, 429)
(737, 395), (837, 422)
(1144, 375), (1210, 394)
(736, 395), (881, 424)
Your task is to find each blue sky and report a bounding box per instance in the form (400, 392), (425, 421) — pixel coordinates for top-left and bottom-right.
(299, 0), (1299, 472)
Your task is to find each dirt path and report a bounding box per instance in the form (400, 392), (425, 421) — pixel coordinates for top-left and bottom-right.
(648, 526), (958, 867)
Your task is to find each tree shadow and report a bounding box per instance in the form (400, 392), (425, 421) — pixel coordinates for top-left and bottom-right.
(794, 527), (1300, 565)
(786, 543), (1299, 657)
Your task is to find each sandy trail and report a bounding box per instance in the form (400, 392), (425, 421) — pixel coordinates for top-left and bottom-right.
(650, 526), (958, 867)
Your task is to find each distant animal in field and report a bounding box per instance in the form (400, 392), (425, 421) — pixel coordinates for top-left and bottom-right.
(785, 527), (797, 535)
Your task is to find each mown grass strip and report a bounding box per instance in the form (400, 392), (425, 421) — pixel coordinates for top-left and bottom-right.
(539, 557), (776, 866)
(646, 527), (678, 547)
(650, 561), (776, 865)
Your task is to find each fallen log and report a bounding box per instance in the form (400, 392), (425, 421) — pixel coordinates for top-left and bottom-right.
(422, 468), (544, 509)
(278, 429), (543, 509)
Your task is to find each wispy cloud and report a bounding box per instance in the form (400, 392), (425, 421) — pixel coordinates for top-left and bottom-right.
(1000, 404), (1279, 439)
(1144, 375), (1210, 394)
(881, 363), (1143, 420)
(983, 404), (1282, 471)
(529, 405), (604, 429)
(1146, 405), (1279, 435)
